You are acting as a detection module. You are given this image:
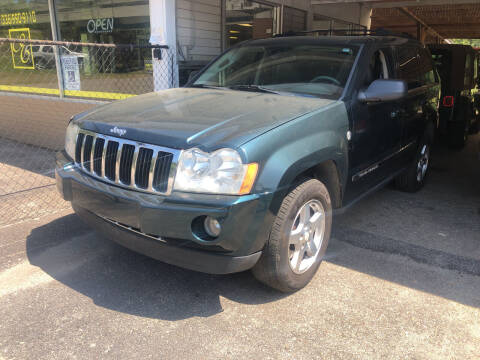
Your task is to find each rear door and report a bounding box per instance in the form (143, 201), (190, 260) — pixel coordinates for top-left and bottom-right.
(395, 45), (433, 163)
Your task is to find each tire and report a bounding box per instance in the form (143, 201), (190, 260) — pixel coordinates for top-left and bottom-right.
(396, 134), (432, 193)
(252, 179), (332, 292)
(448, 105), (469, 149)
(469, 117), (480, 135)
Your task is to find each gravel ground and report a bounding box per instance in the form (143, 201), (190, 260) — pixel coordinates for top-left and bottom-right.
(0, 135), (479, 359)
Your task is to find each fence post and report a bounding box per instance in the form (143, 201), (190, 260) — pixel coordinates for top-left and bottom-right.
(48, 0), (65, 98)
(149, 0), (178, 90)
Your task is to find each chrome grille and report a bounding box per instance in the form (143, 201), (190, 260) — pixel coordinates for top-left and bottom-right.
(74, 130), (180, 195)
(105, 141), (118, 181)
(135, 148), (153, 189)
(93, 138), (105, 176)
(152, 152), (174, 193)
(82, 135), (94, 172)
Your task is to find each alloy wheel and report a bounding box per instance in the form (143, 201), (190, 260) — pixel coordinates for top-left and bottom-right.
(417, 144), (430, 182)
(288, 199), (326, 274)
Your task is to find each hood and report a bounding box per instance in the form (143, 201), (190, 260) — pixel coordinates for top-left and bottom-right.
(75, 88), (335, 150)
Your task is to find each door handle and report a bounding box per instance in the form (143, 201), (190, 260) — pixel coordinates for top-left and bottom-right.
(390, 110), (399, 118)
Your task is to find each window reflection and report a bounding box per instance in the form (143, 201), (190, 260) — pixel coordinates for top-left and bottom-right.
(226, 0), (274, 48)
(0, 0), (52, 39)
(54, 0), (153, 93)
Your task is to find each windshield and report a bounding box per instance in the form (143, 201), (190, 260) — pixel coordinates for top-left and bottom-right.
(192, 43), (359, 100)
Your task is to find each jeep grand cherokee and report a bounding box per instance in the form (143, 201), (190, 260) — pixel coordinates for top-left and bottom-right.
(56, 36), (439, 292)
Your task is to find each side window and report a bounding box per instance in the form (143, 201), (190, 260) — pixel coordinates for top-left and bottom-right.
(474, 54), (478, 85)
(464, 52), (473, 88)
(363, 49), (391, 87)
(431, 50), (452, 88)
(397, 46), (422, 89)
(419, 48), (436, 85)
(197, 47), (265, 86)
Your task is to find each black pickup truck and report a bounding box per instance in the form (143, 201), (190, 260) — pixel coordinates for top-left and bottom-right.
(57, 35), (440, 292)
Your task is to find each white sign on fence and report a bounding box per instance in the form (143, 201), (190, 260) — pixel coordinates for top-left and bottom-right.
(61, 55), (81, 91)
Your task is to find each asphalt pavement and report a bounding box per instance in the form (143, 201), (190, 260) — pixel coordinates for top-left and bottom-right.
(0, 135), (479, 359)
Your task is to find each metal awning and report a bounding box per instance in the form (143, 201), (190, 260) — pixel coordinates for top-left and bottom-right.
(312, 1), (480, 42)
(371, 2), (480, 41)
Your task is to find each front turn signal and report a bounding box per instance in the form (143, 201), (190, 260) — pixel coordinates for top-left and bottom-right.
(239, 163), (259, 195)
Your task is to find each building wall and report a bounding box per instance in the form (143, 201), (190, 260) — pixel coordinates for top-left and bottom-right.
(278, 0), (311, 12)
(176, 0), (313, 63)
(176, 0), (222, 62)
(313, 3), (372, 28)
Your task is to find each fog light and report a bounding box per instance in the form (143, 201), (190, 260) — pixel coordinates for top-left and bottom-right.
(204, 216), (221, 237)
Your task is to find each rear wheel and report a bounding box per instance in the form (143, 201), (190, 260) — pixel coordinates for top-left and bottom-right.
(469, 112), (480, 134)
(396, 135), (431, 193)
(448, 105), (469, 149)
(252, 179), (332, 292)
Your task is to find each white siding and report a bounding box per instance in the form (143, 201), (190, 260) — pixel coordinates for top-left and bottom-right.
(176, 0), (222, 62)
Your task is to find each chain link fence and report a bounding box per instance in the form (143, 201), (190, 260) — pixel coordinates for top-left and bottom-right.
(0, 37), (176, 226)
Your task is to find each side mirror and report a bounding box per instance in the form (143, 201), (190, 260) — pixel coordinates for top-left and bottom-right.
(358, 79), (407, 103)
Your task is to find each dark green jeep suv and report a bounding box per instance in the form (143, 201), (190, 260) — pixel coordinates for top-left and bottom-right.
(56, 36), (440, 292)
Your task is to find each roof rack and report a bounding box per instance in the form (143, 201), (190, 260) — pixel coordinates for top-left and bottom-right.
(275, 28), (415, 40)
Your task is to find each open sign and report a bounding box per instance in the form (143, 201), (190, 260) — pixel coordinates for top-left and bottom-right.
(87, 18), (114, 34)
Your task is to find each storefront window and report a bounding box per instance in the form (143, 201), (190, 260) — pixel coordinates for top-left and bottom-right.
(0, 1), (57, 91)
(225, 0), (275, 48)
(55, 0), (150, 46)
(0, 0), (52, 40)
(54, 0), (153, 94)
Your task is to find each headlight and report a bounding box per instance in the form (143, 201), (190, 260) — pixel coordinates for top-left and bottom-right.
(174, 148), (258, 195)
(65, 122), (80, 160)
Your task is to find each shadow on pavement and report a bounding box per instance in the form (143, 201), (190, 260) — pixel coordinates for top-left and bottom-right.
(0, 137), (58, 179)
(328, 136), (480, 308)
(327, 231), (480, 309)
(25, 136), (480, 317)
(26, 214), (286, 321)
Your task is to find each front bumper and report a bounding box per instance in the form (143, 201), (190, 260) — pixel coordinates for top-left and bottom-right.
(73, 205), (262, 274)
(56, 152), (274, 274)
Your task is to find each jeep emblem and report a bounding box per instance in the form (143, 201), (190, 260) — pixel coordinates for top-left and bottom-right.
(110, 126), (127, 136)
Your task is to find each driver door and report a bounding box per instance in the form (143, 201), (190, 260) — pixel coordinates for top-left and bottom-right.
(346, 47), (404, 200)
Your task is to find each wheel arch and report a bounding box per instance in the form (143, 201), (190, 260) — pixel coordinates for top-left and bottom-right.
(269, 156), (345, 216)
(294, 160), (343, 209)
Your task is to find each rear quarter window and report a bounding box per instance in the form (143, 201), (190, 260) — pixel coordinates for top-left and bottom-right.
(397, 46), (435, 88)
(397, 46), (421, 89)
(419, 48), (436, 85)
(464, 52), (474, 88)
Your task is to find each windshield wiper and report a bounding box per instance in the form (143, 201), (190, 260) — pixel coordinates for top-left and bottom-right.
(189, 84), (228, 90)
(228, 84), (282, 95)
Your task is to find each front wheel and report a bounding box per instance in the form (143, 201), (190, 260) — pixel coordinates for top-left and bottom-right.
(252, 179), (332, 292)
